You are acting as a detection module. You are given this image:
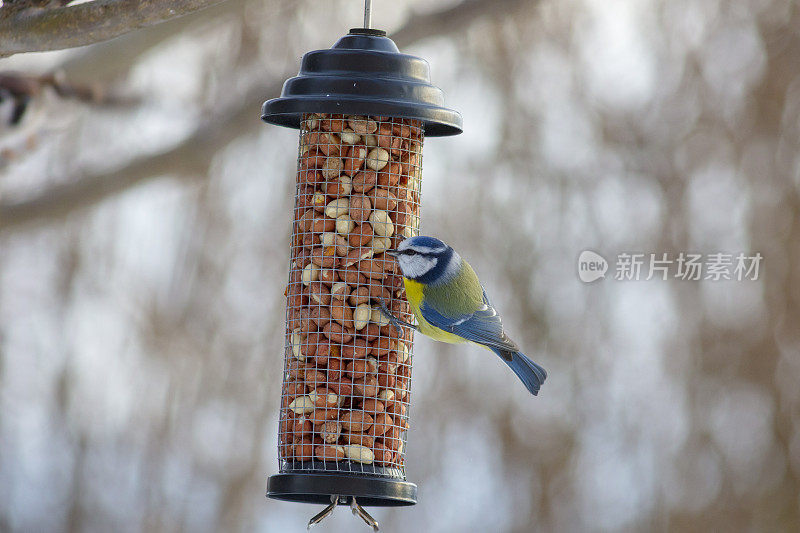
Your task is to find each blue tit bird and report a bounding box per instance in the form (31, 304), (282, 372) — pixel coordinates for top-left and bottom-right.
(384, 236), (546, 395)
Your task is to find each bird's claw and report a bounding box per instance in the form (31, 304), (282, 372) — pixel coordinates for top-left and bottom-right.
(377, 300), (418, 334)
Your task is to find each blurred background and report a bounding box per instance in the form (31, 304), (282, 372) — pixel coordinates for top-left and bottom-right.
(1, 0), (799, 531)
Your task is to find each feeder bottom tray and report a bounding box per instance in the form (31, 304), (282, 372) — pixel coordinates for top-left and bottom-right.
(267, 461), (417, 506)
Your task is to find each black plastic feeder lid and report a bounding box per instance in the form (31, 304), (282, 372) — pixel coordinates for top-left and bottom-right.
(261, 28), (462, 136)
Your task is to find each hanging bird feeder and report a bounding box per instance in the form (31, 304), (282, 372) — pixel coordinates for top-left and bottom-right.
(262, 1), (461, 528)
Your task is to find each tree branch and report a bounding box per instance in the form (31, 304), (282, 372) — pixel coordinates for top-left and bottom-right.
(391, 0), (531, 49)
(0, 0), (228, 57)
(0, 78), (278, 229)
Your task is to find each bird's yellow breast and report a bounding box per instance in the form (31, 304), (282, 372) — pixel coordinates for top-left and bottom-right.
(403, 277), (468, 344)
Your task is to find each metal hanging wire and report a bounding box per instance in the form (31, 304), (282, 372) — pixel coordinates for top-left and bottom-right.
(363, 0), (372, 29)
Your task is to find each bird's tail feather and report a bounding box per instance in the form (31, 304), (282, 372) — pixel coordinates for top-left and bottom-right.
(493, 349), (547, 396)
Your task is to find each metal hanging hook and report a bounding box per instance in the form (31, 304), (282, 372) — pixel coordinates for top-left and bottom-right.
(307, 495), (379, 531)
(351, 497), (380, 531)
(363, 0), (372, 29)
(307, 494), (339, 530)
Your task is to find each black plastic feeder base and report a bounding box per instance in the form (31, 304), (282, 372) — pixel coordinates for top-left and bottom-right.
(267, 462), (417, 506)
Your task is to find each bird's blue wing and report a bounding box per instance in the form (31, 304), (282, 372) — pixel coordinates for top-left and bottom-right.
(421, 287), (547, 395)
(420, 289), (519, 352)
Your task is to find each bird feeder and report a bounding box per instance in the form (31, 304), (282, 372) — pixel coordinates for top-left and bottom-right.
(261, 3), (460, 528)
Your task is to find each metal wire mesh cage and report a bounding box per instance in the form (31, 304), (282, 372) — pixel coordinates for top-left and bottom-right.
(279, 113), (421, 480)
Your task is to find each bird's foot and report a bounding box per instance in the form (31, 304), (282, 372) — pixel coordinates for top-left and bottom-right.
(377, 300), (418, 335)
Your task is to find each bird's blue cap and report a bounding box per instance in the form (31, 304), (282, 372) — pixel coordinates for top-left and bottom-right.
(400, 235), (447, 250)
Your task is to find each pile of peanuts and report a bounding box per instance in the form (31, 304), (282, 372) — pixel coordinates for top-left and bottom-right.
(280, 113), (422, 470)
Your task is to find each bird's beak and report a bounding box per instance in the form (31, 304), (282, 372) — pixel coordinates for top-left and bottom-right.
(385, 249), (399, 257)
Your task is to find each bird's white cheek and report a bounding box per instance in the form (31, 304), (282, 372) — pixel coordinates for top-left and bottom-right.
(400, 256), (437, 278)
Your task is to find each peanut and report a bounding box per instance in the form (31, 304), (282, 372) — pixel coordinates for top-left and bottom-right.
(341, 338), (371, 358)
(330, 301), (354, 329)
(302, 262), (319, 286)
(343, 431), (375, 448)
(339, 128), (361, 144)
(373, 442), (394, 464)
(308, 281), (331, 305)
(289, 395), (315, 415)
(343, 146), (367, 176)
(343, 444), (374, 464)
(304, 369), (327, 385)
(327, 357), (344, 381)
(325, 175), (352, 198)
(319, 421), (342, 444)
(310, 216), (335, 235)
(349, 287), (371, 306)
(318, 268), (338, 285)
(283, 380), (306, 399)
(310, 246), (337, 268)
(316, 444), (346, 460)
(317, 132), (341, 155)
(370, 188), (397, 211)
(353, 375), (379, 397)
(349, 194), (372, 223)
(323, 321), (353, 343)
(366, 148), (389, 171)
(369, 412), (394, 437)
(311, 191), (327, 212)
(369, 210), (394, 237)
(371, 307), (390, 327)
(378, 389), (395, 403)
(346, 358), (378, 378)
(352, 170), (378, 193)
(291, 330), (305, 361)
(310, 387), (339, 408)
(320, 232), (348, 256)
(371, 236), (392, 254)
(343, 247), (374, 267)
(335, 214), (355, 235)
(348, 116), (377, 134)
(340, 410), (373, 433)
(353, 303), (371, 331)
(308, 306), (331, 327)
(358, 258), (387, 279)
(294, 437), (314, 459)
(321, 156), (343, 179)
(325, 198), (350, 218)
(327, 377), (353, 396)
(360, 398), (385, 413)
(309, 408), (340, 424)
(331, 282), (349, 301)
(340, 265), (367, 286)
(349, 223), (374, 247)
(396, 341), (410, 362)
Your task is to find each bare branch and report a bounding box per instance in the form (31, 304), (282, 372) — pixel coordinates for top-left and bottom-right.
(0, 0), (228, 57)
(391, 0), (533, 49)
(0, 71), (136, 108)
(60, 0), (246, 83)
(0, 78), (275, 229)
